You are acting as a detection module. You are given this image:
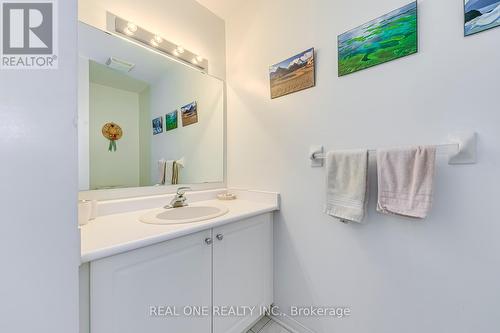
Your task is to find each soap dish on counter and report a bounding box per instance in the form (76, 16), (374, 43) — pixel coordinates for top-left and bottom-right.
(217, 193), (237, 201)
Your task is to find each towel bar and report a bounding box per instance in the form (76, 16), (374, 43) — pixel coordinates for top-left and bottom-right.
(310, 132), (477, 167)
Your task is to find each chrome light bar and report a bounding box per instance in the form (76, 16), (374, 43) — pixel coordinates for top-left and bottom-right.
(106, 12), (208, 72)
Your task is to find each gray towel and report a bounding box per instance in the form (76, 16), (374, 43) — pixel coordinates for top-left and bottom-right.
(376, 146), (436, 219)
(325, 150), (369, 223)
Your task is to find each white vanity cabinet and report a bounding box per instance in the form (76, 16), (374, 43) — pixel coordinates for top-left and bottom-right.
(213, 214), (273, 333)
(90, 229), (213, 333)
(88, 213), (273, 333)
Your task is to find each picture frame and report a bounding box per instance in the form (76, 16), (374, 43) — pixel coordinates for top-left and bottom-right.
(152, 116), (163, 135)
(166, 110), (178, 131)
(464, 0), (500, 36)
(337, 2), (418, 76)
(269, 48), (315, 99)
(181, 102), (198, 127)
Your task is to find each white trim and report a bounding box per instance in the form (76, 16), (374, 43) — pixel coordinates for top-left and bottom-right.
(78, 182), (225, 201)
(78, 56), (90, 190)
(270, 312), (316, 333)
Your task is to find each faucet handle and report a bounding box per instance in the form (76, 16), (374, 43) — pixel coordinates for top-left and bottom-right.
(176, 187), (191, 196)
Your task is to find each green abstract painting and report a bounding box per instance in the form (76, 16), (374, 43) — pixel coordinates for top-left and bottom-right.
(338, 1), (418, 76)
(166, 110), (178, 131)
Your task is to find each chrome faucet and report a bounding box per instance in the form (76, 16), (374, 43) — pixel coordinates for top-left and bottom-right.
(166, 187), (191, 208)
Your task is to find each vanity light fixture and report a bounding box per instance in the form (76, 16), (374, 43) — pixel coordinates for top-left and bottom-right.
(107, 12), (208, 71)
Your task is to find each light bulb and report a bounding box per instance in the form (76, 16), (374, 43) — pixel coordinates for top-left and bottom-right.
(191, 58), (198, 64)
(124, 27), (134, 36)
(150, 35), (162, 47)
(127, 22), (138, 32)
(153, 35), (163, 44)
(176, 45), (185, 54)
(196, 55), (203, 62)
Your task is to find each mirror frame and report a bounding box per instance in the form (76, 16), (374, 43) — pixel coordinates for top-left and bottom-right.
(78, 21), (226, 201)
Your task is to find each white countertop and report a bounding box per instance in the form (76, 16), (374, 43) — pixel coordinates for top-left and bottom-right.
(81, 194), (279, 263)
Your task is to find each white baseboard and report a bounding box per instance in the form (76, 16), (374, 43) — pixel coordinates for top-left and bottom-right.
(270, 312), (316, 333)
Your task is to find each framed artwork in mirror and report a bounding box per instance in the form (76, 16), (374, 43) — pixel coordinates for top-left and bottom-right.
(152, 117), (163, 135)
(166, 111), (178, 131)
(181, 102), (198, 127)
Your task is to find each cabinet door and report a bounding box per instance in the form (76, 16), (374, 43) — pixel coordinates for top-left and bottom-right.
(90, 230), (212, 333)
(213, 214), (274, 333)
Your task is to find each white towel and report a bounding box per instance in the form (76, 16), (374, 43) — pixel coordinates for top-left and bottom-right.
(158, 158), (185, 185)
(376, 146), (436, 219)
(325, 150), (369, 223)
(157, 159), (166, 185)
(165, 160), (175, 185)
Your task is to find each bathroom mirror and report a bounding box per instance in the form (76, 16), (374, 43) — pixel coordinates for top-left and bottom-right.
(78, 22), (224, 196)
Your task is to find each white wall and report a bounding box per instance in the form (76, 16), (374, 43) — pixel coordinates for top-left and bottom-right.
(78, 0), (226, 79)
(150, 67), (224, 184)
(0, 1), (79, 333)
(225, 0), (500, 332)
(89, 83), (141, 189)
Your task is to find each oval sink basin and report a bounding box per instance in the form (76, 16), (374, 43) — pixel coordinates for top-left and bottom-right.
(140, 205), (229, 225)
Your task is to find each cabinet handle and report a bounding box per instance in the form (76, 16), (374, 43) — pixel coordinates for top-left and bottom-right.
(205, 237), (213, 245)
(216, 234), (224, 241)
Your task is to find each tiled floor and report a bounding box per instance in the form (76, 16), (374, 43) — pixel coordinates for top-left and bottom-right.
(247, 316), (291, 333)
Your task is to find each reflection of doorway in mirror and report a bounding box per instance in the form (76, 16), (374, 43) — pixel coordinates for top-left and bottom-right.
(87, 60), (152, 190)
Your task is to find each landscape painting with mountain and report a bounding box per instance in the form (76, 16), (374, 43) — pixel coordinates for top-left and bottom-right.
(269, 48), (315, 99)
(181, 102), (198, 127)
(465, 0), (500, 36)
(338, 2), (418, 76)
